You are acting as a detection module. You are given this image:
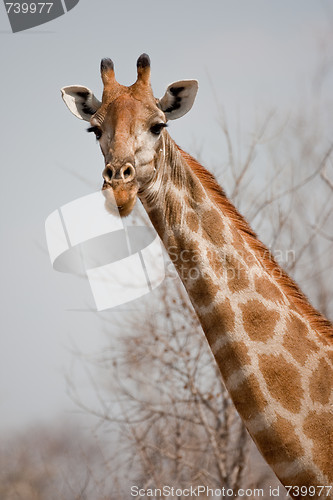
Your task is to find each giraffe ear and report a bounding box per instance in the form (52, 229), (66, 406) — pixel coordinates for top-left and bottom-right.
(61, 86), (101, 121)
(158, 80), (198, 120)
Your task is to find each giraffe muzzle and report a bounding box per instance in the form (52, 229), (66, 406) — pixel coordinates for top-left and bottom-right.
(102, 162), (138, 216)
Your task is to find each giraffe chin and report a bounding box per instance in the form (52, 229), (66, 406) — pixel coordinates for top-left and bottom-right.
(102, 183), (138, 217)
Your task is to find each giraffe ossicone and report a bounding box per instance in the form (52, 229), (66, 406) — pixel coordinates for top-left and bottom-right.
(61, 54), (333, 498)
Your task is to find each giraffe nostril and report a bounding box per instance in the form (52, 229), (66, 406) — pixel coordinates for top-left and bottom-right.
(103, 165), (114, 183)
(123, 166), (132, 178)
(121, 163), (136, 182)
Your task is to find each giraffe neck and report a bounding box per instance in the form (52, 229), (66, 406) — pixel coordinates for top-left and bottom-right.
(139, 133), (333, 496)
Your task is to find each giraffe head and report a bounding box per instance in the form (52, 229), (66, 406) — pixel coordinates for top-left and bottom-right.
(61, 54), (198, 216)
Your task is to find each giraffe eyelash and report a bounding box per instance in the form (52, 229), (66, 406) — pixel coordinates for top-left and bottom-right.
(87, 126), (102, 140)
(150, 122), (168, 136)
(87, 126), (99, 133)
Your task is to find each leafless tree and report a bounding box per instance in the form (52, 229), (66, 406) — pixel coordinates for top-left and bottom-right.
(0, 423), (122, 500)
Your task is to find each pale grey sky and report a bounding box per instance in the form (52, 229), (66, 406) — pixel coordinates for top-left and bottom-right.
(0, 0), (332, 431)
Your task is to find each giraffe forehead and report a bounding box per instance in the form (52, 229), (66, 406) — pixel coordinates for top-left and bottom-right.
(94, 92), (161, 129)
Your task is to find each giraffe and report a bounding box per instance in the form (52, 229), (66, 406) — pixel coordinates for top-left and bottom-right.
(61, 54), (333, 498)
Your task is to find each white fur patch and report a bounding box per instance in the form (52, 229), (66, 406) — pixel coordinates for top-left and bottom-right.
(61, 85), (101, 121)
(158, 80), (198, 120)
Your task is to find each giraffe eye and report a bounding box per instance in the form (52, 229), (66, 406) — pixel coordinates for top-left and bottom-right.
(87, 126), (102, 140)
(150, 123), (167, 136)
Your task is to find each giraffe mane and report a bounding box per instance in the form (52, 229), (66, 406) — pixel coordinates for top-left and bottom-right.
(178, 146), (333, 341)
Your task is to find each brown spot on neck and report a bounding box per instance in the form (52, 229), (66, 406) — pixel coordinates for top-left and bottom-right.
(283, 314), (319, 366)
(241, 300), (280, 342)
(255, 275), (284, 303)
(216, 341), (251, 380)
(202, 298), (236, 346)
(309, 358), (333, 405)
(303, 410), (333, 481)
(201, 208), (226, 246)
(185, 211), (200, 233)
(224, 253), (250, 293)
(253, 415), (304, 467)
(259, 354), (304, 413)
(190, 273), (219, 308)
(228, 373), (268, 420)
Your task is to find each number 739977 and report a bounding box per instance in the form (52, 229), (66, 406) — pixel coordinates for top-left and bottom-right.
(5, 3), (53, 14)
(285, 485), (332, 497)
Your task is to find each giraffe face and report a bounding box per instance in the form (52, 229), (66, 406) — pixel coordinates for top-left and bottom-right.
(92, 91), (167, 216)
(61, 54), (198, 216)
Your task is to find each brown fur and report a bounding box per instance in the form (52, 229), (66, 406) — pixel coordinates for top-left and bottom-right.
(241, 300), (280, 342)
(303, 410), (333, 480)
(253, 415), (304, 466)
(217, 341), (251, 379)
(309, 359), (333, 405)
(229, 373), (268, 420)
(254, 275), (284, 303)
(283, 314), (319, 365)
(178, 146), (333, 341)
(259, 354), (304, 413)
(203, 298), (236, 345)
